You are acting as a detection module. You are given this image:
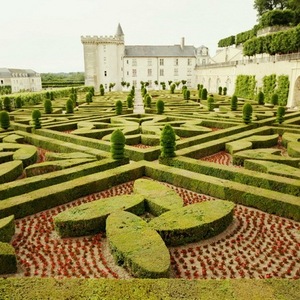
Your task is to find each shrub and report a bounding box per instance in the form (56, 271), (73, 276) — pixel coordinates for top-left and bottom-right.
(257, 91), (265, 105)
(156, 100), (164, 114)
(276, 106), (286, 124)
(100, 84), (105, 96)
(201, 88), (208, 100)
(115, 100), (122, 115)
(271, 93), (279, 106)
(170, 84), (176, 94)
(0, 100), (2, 110)
(50, 91), (55, 101)
(243, 103), (253, 124)
(32, 109), (42, 129)
(160, 124), (176, 158)
(127, 95), (133, 108)
(146, 95), (152, 108)
(86, 92), (93, 104)
(15, 97), (22, 109)
(65, 99), (74, 114)
(223, 87), (227, 95)
(3, 97), (11, 112)
(207, 96), (214, 111)
(0, 111), (10, 130)
(230, 95), (238, 111)
(185, 90), (190, 100)
(44, 99), (52, 114)
(218, 86), (222, 95)
(110, 129), (126, 160)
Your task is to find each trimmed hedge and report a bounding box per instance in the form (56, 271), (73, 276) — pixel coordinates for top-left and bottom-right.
(54, 194), (145, 238)
(2, 278), (299, 299)
(0, 143), (37, 168)
(150, 200), (235, 246)
(0, 159), (128, 201)
(24, 158), (96, 177)
(233, 149), (300, 167)
(244, 159), (300, 180)
(106, 211), (170, 278)
(161, 156), (300, 197)
(144, 162), (300, 221)
(133, 178), (183, 216)
(0, 162), (144, 219)
(0, 160), (23, 184)
(0, 215), (15, 243)
(0, 242), (17, 274)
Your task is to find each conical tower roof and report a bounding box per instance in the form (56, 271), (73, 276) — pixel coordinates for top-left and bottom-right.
(116, 23), (124, 37)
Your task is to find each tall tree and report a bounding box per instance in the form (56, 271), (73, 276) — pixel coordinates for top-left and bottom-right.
(254, 0), (288, 16)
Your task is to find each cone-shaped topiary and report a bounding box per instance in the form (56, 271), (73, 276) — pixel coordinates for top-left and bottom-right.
(86, 92), (93, 105)
(146, 95), (152, 108)
(271, 93), (279, 106)
(218, 86), (222, 95)
(207, 96), (214, 111)
(242, 103), (253, 124)
(201, 88), (208, 100)
(15, 97), (22, 109)
(230, 95), (238, 111)
(156, 99), (164, 114)
(66, 99), (74, 114)
(276, 106), (285, 124)
(170, 84), (176, 94)
(0, 111), (10, 129)
(32, 109), (42, 129)
(3, 97), (11, 112)
(257, 91), (264, 105)
(127, 95), (133, 108)
(223, 87), (227, 95)
(115, 100), (122, 115)
(160, 124), (176, 158)
(44, 99), (52, 114)
(110, 129), (126, 160)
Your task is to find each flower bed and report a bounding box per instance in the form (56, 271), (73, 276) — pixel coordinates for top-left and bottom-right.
(9, 180), (300, 280)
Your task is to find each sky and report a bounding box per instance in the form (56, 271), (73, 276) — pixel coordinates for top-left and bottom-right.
(0, 0), (258, 73)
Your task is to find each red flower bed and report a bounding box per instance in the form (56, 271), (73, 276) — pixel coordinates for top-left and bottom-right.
(10, 181), (300, 280)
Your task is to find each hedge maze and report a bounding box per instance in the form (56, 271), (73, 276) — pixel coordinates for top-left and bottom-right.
(0, 89), (300, 298)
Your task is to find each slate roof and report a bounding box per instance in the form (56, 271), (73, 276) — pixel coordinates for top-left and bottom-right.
(116, 23), (124, 36)
(0, 68), (38, 77)
(124, 45), (196, 57)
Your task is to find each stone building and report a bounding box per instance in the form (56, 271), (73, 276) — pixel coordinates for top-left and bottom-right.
(0, 68), (42, 93)
(81, 24), (209, 92)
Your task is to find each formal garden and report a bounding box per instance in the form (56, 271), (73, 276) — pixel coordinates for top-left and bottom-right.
(0, 85), (299, 299)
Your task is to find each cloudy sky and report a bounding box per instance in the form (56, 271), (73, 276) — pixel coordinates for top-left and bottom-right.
(0, 0), (257, 73)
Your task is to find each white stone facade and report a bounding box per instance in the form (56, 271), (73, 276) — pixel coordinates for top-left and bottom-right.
(81, 24), (209, 92)
(0, 68), (42, 93)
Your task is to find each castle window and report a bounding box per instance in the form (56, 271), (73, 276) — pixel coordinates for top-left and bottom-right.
(202, 59), (206, 65)
(0, 80), (3, 84)
(174, 68), (178, 76)
(187, 58), (192, 66)
(159, 59), (164, 66)
(127, 60), (129, 64)
(174, 58), (178, 66)
(132, 69), (137, 77)
(104, 57), (106, 63)
(147, 69), (152, 76)
(103, 45), (106, 52)
(159, 69), (164, 76)
(187, 68), (192, 76)
(132, 59), (137, 66)
(104, 71), (107, 77)
(148, 59), (152, 66)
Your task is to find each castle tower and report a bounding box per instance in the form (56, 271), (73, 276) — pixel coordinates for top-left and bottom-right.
(81, 24), (125, 93)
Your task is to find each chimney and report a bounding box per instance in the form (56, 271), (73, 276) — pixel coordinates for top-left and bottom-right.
(181, 37), (185, 50)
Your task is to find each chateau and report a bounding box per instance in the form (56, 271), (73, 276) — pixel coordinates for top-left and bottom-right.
(0, 68), (42, 93)
(81, 24), (209, 92)
(82, 24), (300, 108)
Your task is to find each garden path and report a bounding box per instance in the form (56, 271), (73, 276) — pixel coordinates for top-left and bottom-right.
(133, 90), (145, 114)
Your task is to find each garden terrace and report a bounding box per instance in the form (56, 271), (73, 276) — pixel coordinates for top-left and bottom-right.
(0, 88), (300, 299)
